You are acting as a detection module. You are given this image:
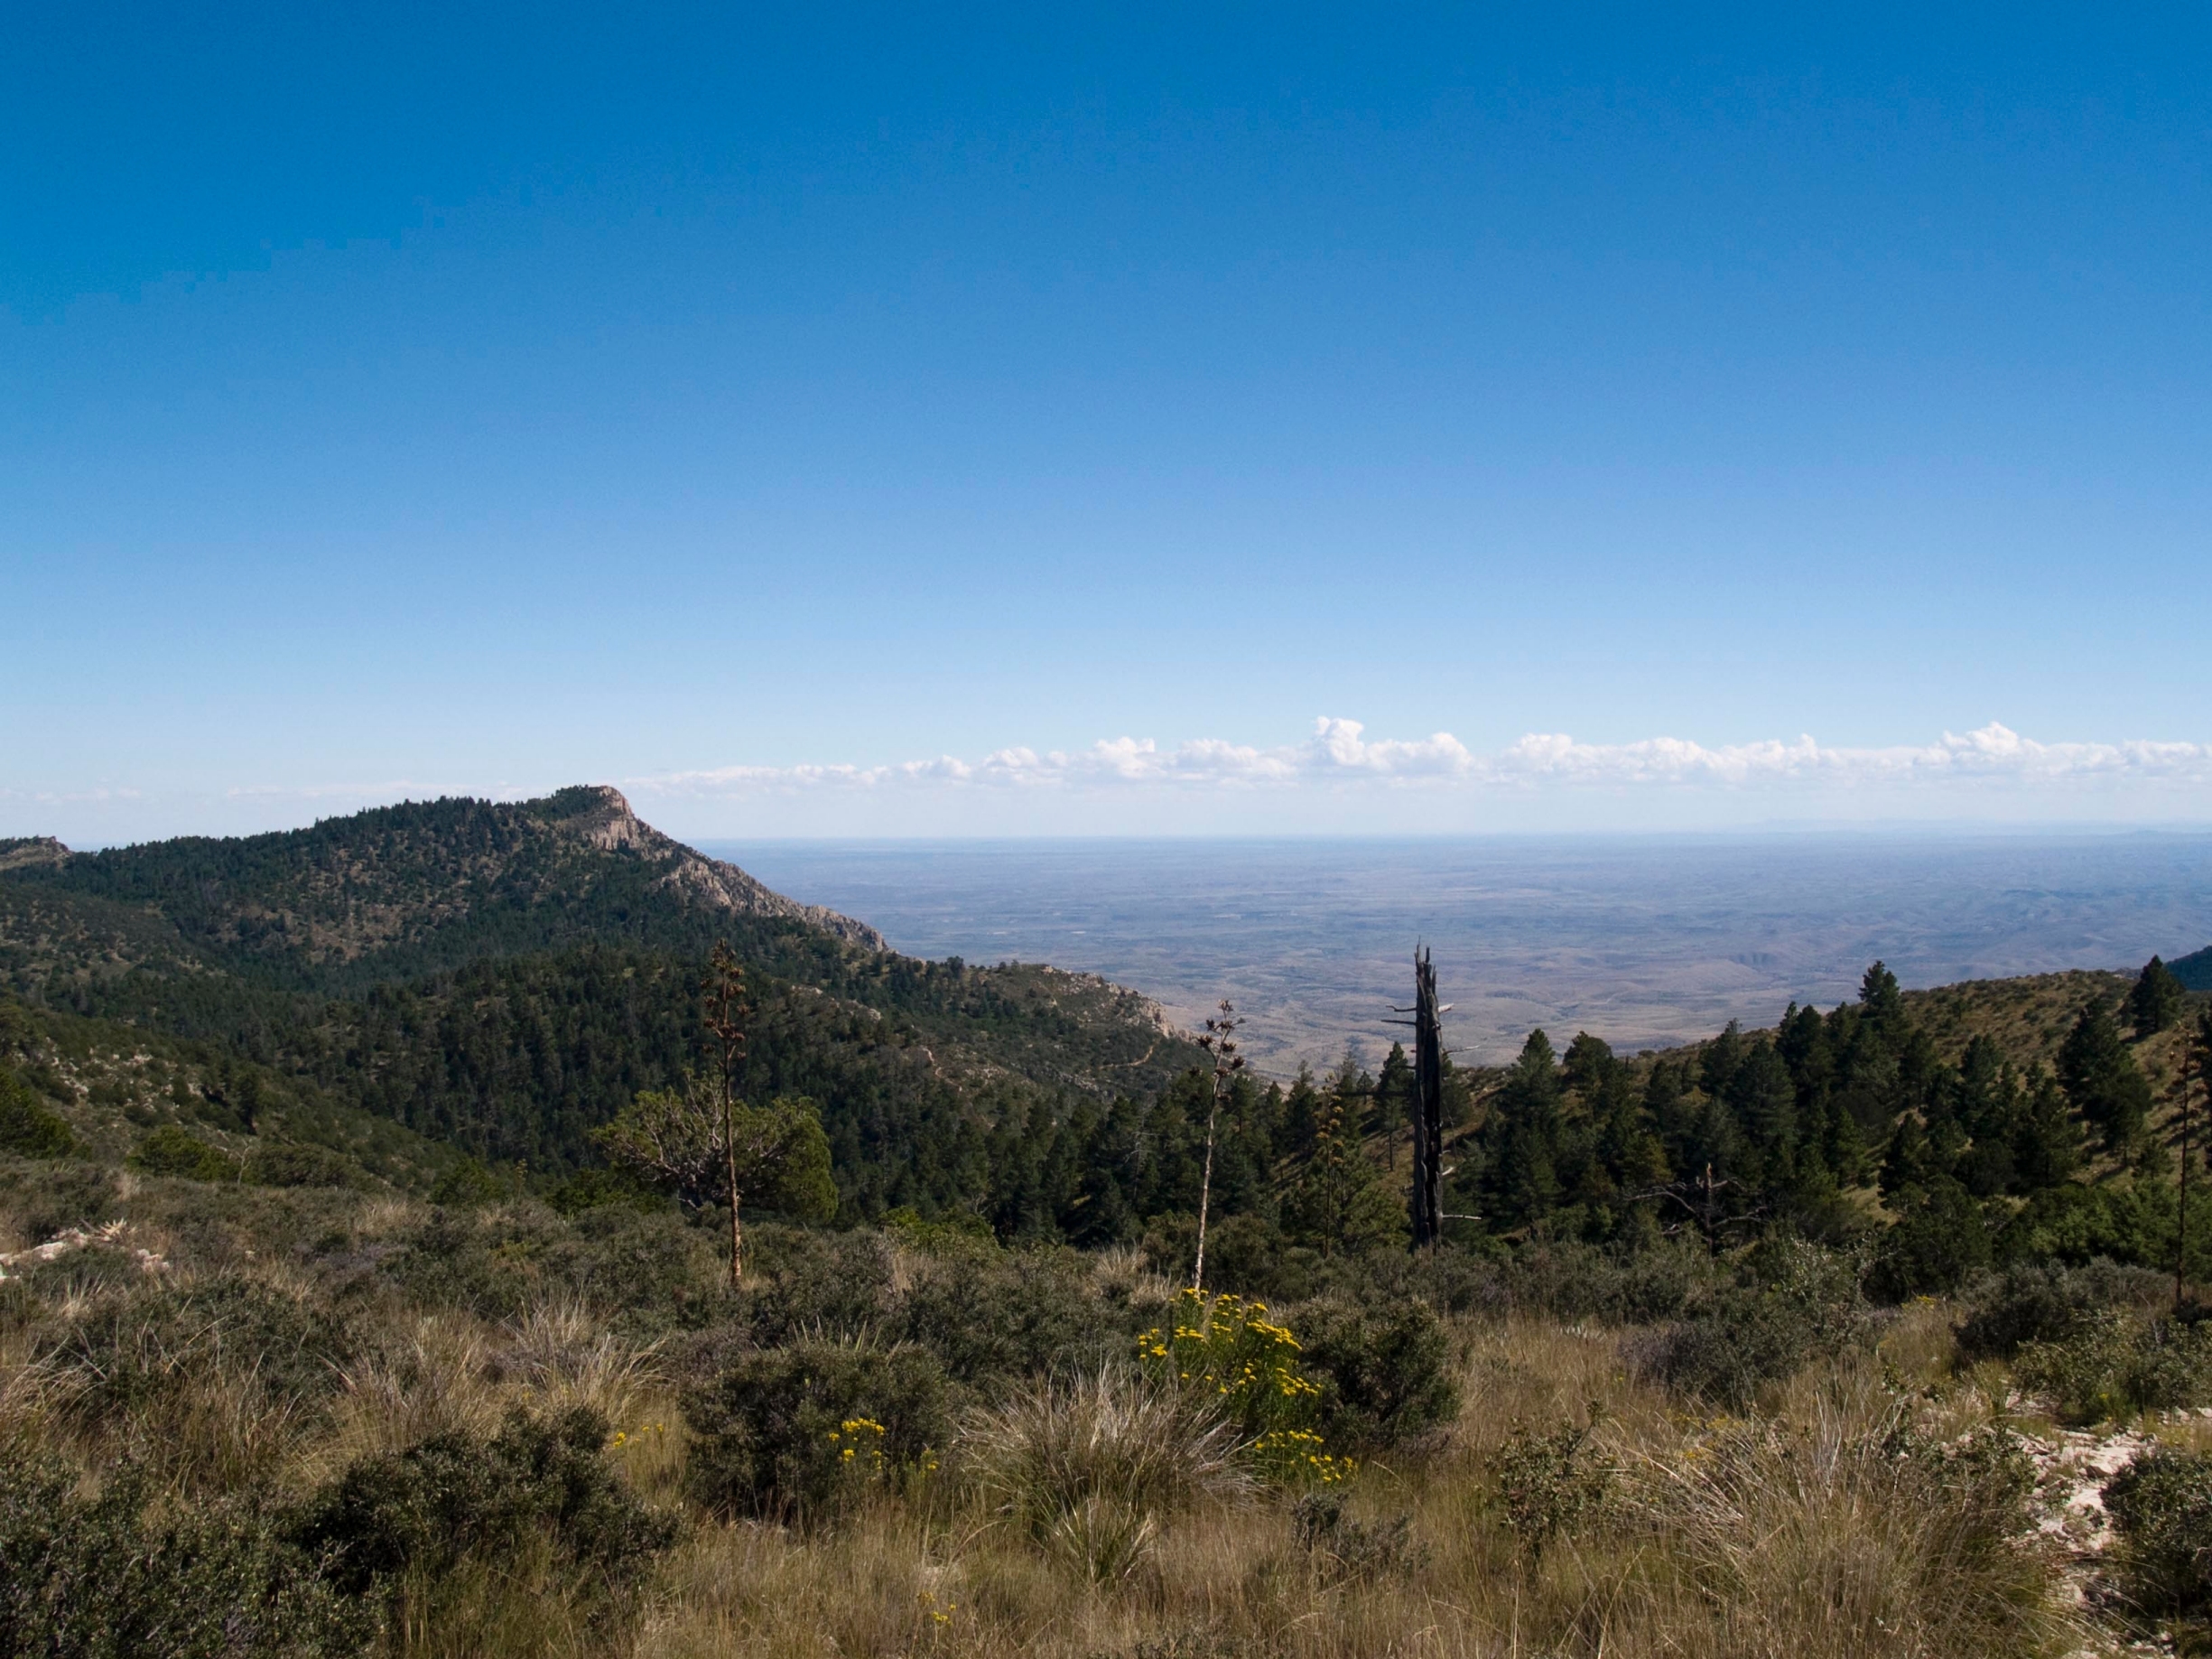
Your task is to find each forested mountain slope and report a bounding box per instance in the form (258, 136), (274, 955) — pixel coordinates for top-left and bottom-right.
(0, 789), (1199, 1214)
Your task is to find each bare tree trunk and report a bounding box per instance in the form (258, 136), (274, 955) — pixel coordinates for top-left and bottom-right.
(726, 1095), (744, 1288)
(1193, 1089), (1221, 1292)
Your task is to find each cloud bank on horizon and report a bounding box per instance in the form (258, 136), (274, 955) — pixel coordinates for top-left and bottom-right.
(12, 720), (2212, 846)
(632, 719), (2212, 799)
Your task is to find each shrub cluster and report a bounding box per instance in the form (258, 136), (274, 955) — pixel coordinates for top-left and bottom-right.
(1629, 1238), (1867, 1408)
(682, 1339), (951, 1521)
(2105, 1449), (2212, 1628)
(293, 1404), (676, 1609)
(0, 1459), (370, 1659)
(2014, 1312), (2212, 1425)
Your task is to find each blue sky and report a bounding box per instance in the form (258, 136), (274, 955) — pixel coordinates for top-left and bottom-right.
(5, 3), (2209, 843)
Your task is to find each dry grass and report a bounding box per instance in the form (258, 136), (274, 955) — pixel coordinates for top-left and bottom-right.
(0, 1236), (2101, 1657)
(961, 1369), (1250, 1583)
(627, 1328), (2091, 1659)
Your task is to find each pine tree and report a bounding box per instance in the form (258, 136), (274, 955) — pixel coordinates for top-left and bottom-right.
(1725, 1040), (1798, 1187)
(2059, 997), (2153, 1151)
(1880, 1111), (1929, 1202)
(1482, 1030), (1565, 1229)
(2012, 1067), (2082, 1189)
(2127, 955), (2188, 1039)
(1278, 1062), (1322, 1160)
(1860, 961), (1906, 1029)
(1371, 1041), (1414, 1170)
(1285, 1092), (1399, 1255)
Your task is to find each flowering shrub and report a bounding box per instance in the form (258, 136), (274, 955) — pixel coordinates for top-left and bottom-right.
(1135, 1289), (1352, 1485)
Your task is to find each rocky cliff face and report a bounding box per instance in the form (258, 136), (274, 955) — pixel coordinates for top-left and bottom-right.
(0, 837), (69, 873)
(546, 787), (886, 950)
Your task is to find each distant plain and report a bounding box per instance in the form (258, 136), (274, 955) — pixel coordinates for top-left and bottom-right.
(706, 833), (2212, 1075)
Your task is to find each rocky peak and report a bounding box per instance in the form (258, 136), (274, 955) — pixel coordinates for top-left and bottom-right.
(542, 785), (888, 952)
(0, 836), (70, 873)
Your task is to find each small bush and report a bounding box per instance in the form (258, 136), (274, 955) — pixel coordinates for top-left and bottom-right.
(293, 1404), (675, 1607)
(683, 1338), (950, 1522)
(1631, 1241), (1866, 1409)
(545, 1164), (666, 1217)
(427, 1158), (506, 1207)
(2105, 1448), (2212, 1625)
(1291, 1490), (1429, 1581)
(130, 1125), (240, 1182)
(897, 1246), (1106, 1391)
(1495, 1416), (1615, 1555)
(0, 1159), (116, 1241)
(0, 1458), (371, 1657)
(1294, 1292), (1459, 1448)
(738, 1227), (895, 1346)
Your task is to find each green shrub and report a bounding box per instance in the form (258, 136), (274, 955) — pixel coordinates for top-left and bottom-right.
(1293, 1292), (1459, 1448)
(1493, 1417), (1615, 1556)
(1956, 1258), (2170, 1362)
(246, 1141), (370, 1189)
(2105, 1449), (2212, 1626)
(1630, 1241), (1866, 1409)
(428, 1157), (507, 1207)
(0, 1064), (74, 1158)
(737, 1227), (895, 1346)
(1868, 1178), (1993, 1301)
(898, 1247), (1108, 1392)
(129, 1125), (239, 1182)
(682, 1339), (950, 1522)
(0, 1159), (116, 1242)
(546, 1164), (667, 1217)
(294, 1405), (675, 1614)
(0, 1458), (371, 1657)
(385, 1201), (715, 1328)
(2016, 1312), (2212, 1425)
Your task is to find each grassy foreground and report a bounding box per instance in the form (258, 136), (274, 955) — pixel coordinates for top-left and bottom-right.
(4, 1169), (2199, 1657)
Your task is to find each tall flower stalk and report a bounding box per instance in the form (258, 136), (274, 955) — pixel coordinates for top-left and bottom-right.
(1192, 1000), (1243, 1293)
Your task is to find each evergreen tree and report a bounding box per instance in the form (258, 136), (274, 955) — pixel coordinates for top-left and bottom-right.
(1725, 1040), (1798, 1186)
(1860, 960), (1905, 1029)
(1371, 1041), (1413, 1170)
(1821, 1093), (1871, 1188)
(2127, 955), (2188, 1039)
(1776, 1002), (1834, 1103)
(2012, 1067), (2082, 1189)
(1278, 1062), (1322, 1160)
(1482, 1030), (1565, 1229)
(1699, 1021), (1746, 1099)
(1284, 1092), (1399, 1255)
(2059, 998), (2153, 1151)
(1880, 1111), (1929, 1202)
(1562, 1031), (1617, 1101)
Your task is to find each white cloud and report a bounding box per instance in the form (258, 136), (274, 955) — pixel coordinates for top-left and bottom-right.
(630, 719), (2212, 800)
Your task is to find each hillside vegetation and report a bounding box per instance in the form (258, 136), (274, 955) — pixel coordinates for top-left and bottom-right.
(5, 794), (2212, 1654)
